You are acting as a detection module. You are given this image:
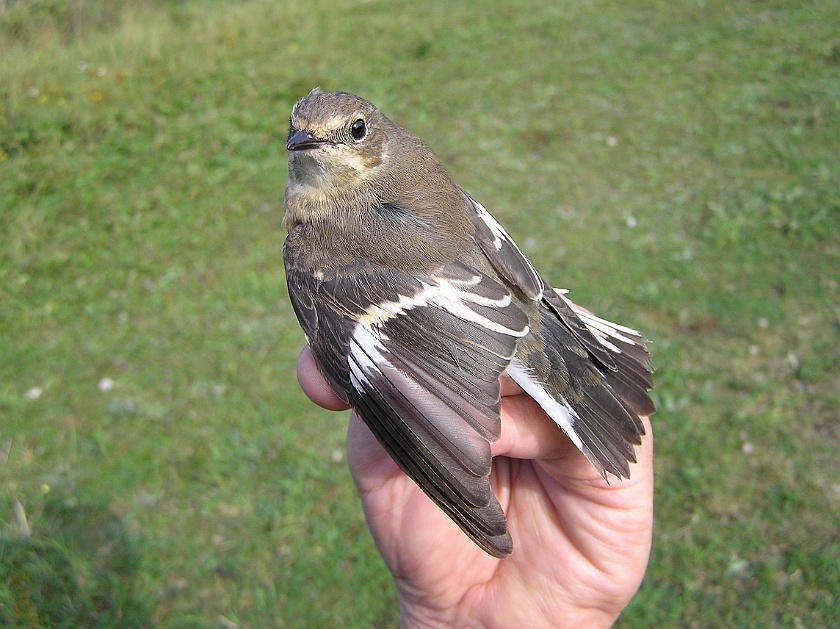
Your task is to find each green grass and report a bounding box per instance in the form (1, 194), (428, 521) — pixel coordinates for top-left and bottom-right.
(1, 0), (839, 626)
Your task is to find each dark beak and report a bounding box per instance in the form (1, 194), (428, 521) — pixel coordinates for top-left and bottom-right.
(287, 129), (326, 151)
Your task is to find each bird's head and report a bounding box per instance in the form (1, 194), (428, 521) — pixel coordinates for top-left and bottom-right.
(283, 89), (470, 245)
(284, 89), (399, 220)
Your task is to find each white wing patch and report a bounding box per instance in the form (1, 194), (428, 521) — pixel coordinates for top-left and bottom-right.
(359, 290), (429, 327)
(505, 359), (584, 451)
(351, 271), (529, 390)
(348, 323), (386, 389)
(422, 281), (525, 340)
(359, 274), (528, 340)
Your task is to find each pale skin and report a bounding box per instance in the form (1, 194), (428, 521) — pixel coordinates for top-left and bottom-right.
(297, 345), (654, 629)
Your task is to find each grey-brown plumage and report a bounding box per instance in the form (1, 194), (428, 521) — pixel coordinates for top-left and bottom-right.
(283, 89), (655, 558)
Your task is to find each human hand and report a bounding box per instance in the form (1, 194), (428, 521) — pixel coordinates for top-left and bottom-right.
(296, 345), (653, 629)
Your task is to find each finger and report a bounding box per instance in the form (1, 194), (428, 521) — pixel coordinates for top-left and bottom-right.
(491, 391), (582, 461)
(499, 375), (524, 397)
(494, 373), (653, 480)
(296, 345), (352, 411)
(346, 412), (408, 502)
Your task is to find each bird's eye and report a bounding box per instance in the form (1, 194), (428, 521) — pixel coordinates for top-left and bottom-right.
(350, 119), (366, 140)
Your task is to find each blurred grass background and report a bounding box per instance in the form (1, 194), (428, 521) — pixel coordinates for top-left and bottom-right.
(1, 0), (838, 626)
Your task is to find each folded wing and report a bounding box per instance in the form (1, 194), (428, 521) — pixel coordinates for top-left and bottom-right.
(288, 252), (529, 558)
(465, 192), (655, 480)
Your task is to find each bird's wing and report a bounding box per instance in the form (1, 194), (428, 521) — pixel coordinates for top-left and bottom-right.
(465, 188), (544, 301)
(466, 192), (628, 371)
(464, 193), (655, 479)
(286, 252), (528, 558)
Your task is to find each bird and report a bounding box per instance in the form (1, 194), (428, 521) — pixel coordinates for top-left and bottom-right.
(283, 89), (655, 558)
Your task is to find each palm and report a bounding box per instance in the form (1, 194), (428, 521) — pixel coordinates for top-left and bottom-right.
(348, 405), (653, 629)
(297, 347), (654, 629)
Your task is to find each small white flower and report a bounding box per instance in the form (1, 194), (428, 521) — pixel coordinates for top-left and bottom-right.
(726, 557), (750, 577)
(79, 62), (88, 72)
(742, 442), (754, 455)
(626, 215), (637, 228)
(98, 377), (115, 392)
(606, 136), (618, 147)
(757, 318), (769, 329)
(28, 87), (40, 97)
(24, 387), (42, 400)
(749, 345), (760, 356)
(96, 67), (107, 77)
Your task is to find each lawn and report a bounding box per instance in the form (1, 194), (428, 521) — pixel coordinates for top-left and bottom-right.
(1, 0), (838, 627)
